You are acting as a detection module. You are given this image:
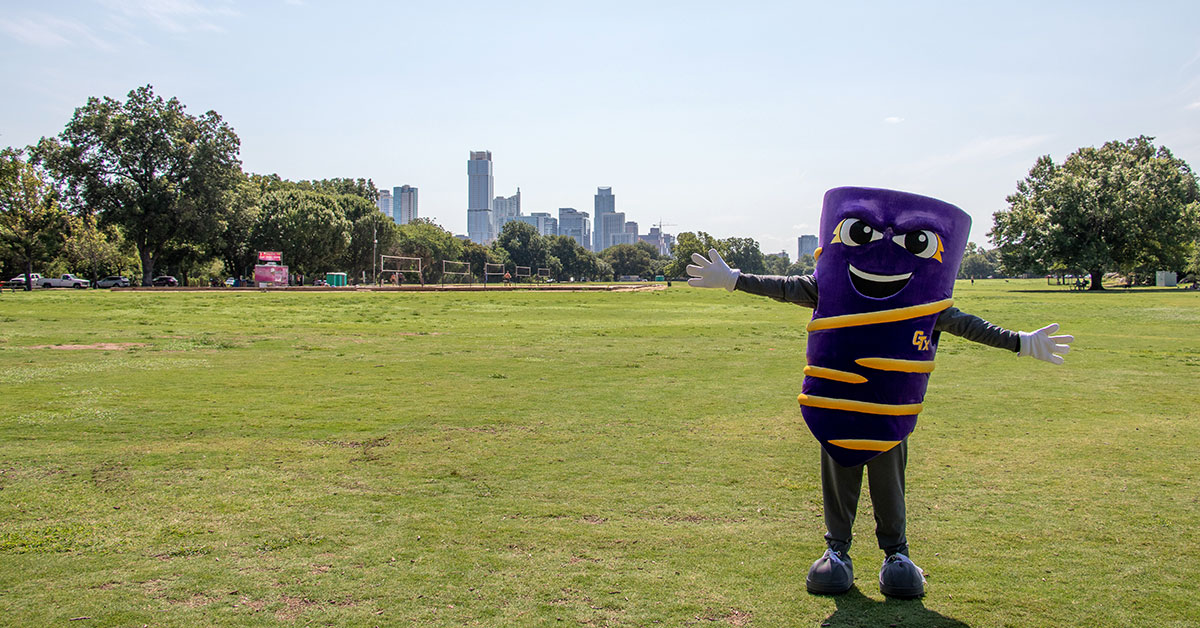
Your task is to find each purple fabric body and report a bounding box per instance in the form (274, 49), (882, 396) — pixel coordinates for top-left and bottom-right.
(802, 187), (971, 467)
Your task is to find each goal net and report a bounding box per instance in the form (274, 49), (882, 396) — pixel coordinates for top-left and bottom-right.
(442, 260), (472, 285)
(537, 267), (551, 279)
(381, 255), (423, 285)
(515, 266), (531, 279)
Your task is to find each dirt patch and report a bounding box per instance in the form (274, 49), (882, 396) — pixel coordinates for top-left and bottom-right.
(28, 342), (148, 350)
(695, 608), (753, 626)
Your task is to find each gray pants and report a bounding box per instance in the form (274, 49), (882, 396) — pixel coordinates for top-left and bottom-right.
(821, 438), (908, 556)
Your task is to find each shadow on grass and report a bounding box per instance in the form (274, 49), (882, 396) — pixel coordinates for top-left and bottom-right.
(820, 587), (970, 627)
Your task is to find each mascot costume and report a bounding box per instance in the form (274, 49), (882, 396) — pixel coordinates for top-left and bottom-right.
(687, 187), (1072, 598)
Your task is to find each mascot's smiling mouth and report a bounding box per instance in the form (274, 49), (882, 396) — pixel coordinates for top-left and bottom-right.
(848, 264), (912, 299)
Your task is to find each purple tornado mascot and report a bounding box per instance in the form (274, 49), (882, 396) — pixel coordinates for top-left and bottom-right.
(687, 187), (1073, 598)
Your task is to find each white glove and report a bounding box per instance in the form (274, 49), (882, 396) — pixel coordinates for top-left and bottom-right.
(1019, 323), (1074, 365)
(686, 248), (741, 292)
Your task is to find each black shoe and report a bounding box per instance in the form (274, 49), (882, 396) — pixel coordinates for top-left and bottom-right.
(879, 553), (925, 598)
(806, 548), (854, 595)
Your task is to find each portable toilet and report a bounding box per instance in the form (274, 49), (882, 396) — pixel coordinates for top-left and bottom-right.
(325, 272), (347, 287)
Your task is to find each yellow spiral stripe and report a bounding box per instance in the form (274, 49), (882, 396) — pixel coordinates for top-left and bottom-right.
(798, 393), (923, 416)
(827, 439), (902, 452)
(806, 298), (954, 332)
(803, 365), (868, 384)
(855, 357), (936, 373)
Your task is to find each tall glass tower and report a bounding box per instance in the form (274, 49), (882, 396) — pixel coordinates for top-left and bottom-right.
(593, 186), (615, 252)
(467, 151), (494, 244)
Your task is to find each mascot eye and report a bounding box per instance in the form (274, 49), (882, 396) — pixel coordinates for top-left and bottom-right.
(892, 230), (942, 260)
(837, 218), (883, 246)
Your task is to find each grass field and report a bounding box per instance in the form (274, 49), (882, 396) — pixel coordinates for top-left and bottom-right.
(1, 280), (1197, 627)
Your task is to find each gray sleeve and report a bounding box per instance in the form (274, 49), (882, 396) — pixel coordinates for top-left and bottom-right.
(734, 273), (819, 308)
(934, 307), (1020, 352)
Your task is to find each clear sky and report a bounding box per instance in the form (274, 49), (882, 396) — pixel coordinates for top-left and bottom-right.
(4, 1), (1200, 256)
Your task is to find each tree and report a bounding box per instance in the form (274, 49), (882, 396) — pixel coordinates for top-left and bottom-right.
(37, 85), (242, 286)
(665, 231), (722, 277)
(253, 189), (351, 276)
(493, 221), (551, 273)
(600, 243), (652, 278)
(991, 136), (1200, 290)
(722, 237), (766, 275)
(459, 240), (497, 281)
(0, 149), (68, 289)
(345, 210), (400, 281)
(395, 218), (463, 284)
(785, 254), (815, 277)
(62, 214), (133, 283)
(764, 252), (790, 275)
(546, 235), (604, 281)
(958, 242), (998, 279)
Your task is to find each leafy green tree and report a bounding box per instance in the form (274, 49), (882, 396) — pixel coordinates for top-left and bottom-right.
(634, 240), (662, 260)
(345, 211), (400, 282)
(665, 231), (722, 277)
(546, 235), (604, 281)
(493, 221), (551, 274)
(764, 252), (790, 275)
(0, 149), (69, 289)
(785, 254), (815, 276)
(395, 218), (463, 284)
(991, 136), (1200, 290)
(601, 243), (652, 278)
(211, 175), (263, 279)
(253, 189), (351, 276)
(723, 237), (766, 274)
(37, 85), (242, 285)
(459, 239), (497, 281)
(62, 214), (133, 283)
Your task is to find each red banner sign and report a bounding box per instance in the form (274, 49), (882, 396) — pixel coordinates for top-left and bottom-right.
(258, 251), (282, 262)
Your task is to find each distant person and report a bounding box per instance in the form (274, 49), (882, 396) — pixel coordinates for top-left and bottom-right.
(503, 271), (512, 286)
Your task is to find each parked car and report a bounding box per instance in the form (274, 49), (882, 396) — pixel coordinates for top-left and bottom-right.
(312, 279), (327, 286)
(95, 276), (130, 288)
(224, 277), (236, 287)
(151, 275), (179, 287)
(6, 273), (43, 288)
(42, 274), (90, 289)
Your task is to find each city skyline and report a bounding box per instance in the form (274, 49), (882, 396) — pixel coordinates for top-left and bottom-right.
(3, 3), (1200, 255)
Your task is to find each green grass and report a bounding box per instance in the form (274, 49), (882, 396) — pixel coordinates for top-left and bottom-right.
(0, 280), (1197, 626)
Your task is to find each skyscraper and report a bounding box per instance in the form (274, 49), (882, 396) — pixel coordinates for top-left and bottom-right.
(558, 208), (591, 249)
(393, 185), (418, 225)
(799, 234), (818, 260)
(493, 188), (522, 232)
(376, 189), (393, 218)
(593, 186), (615, 252)
(467, 151), (494, 244)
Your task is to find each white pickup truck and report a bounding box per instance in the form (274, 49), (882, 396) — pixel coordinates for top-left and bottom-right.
(5, 273), (43, 288)
(41, 274), (90, 289)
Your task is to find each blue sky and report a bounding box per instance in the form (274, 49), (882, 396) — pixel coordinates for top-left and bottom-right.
(3, 1), (1200, 256)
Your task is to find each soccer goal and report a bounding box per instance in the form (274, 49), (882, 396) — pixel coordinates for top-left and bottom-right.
(515, 266), (531, 282)
(442, 260), (472, 286)
(483, 262), (506, 285)
(536, 267), (551, 279)
(381, 255), (423, 286)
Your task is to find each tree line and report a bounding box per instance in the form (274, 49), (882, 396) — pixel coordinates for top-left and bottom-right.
(0, 85), (774, 287)
(5, 87), (1196, 290)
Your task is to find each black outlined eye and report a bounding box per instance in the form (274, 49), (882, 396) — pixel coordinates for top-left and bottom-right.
(836, 218), (883, 246)
(892, 230), (943, 261)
